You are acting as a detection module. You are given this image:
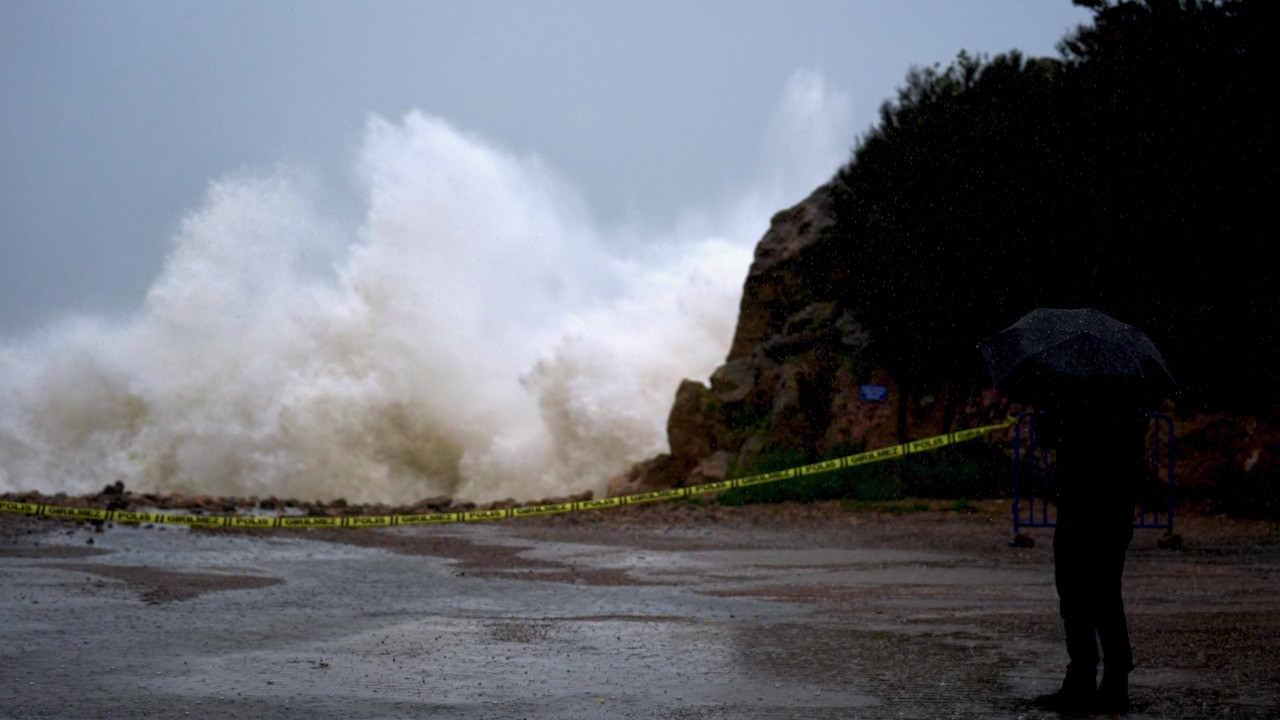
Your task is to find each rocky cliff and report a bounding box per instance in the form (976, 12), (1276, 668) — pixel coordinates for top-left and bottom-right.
(609, 183), (1280, 518)
(609, 182), (1006, 497)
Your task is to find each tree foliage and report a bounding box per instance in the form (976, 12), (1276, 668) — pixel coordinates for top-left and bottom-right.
(827, 0), (1279, 415)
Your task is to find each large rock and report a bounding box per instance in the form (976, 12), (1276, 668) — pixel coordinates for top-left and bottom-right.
(667, 379), (716, 459)
(728, 183), (841, 360)
(612, 182), (1002, 494)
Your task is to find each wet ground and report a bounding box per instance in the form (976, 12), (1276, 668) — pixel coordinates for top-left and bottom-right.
(2, 500), (1277, 719)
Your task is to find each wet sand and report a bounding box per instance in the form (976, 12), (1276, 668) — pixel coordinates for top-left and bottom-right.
(2, 500), (1277, 719)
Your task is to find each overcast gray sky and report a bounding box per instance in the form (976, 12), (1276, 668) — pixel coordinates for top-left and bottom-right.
(1, 1), (1094, 335)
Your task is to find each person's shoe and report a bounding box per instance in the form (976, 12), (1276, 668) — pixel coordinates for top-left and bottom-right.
(1033, 668), (1097, 714)
(1033, 688), (1096, 714)
(1096, 669), (1131, 714)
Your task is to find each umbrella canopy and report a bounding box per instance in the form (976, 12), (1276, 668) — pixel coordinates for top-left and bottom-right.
(977, 307), (1175, 408)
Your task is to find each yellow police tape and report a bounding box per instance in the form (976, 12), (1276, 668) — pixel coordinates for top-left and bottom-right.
(1, 417), (1016, 529)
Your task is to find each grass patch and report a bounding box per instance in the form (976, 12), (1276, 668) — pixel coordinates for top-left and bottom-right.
(717, 438), (1012, 506)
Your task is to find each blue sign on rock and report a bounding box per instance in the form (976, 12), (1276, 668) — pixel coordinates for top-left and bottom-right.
(860, 384), (889, 403)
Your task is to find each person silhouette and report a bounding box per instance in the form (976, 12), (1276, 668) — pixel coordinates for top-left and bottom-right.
(1032, 390), (1149, 715)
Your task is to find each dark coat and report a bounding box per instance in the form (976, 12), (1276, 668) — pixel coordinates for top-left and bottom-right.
(1036, 398), (1148, 528)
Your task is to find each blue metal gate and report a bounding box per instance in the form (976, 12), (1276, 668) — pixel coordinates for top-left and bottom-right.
(1012, 411), (1175, 534)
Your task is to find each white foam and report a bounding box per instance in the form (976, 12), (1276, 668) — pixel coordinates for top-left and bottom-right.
(0, 72), (851, 504)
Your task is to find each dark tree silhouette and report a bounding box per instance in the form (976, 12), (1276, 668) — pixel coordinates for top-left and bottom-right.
(825, 0), (1279, 417)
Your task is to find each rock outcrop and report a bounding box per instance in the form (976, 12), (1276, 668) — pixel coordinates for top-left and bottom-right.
(609, 183), (1007, 496)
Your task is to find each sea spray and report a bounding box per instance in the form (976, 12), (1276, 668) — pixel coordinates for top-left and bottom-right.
(0, 72), (851, 504)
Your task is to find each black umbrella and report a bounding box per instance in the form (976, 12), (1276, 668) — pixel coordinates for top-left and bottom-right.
(977, 307), (1175, 408)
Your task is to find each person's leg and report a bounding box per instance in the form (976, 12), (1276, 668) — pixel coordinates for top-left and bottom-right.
(1095, 525), (1135, 712)
(1035, 526), (1099, 711)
